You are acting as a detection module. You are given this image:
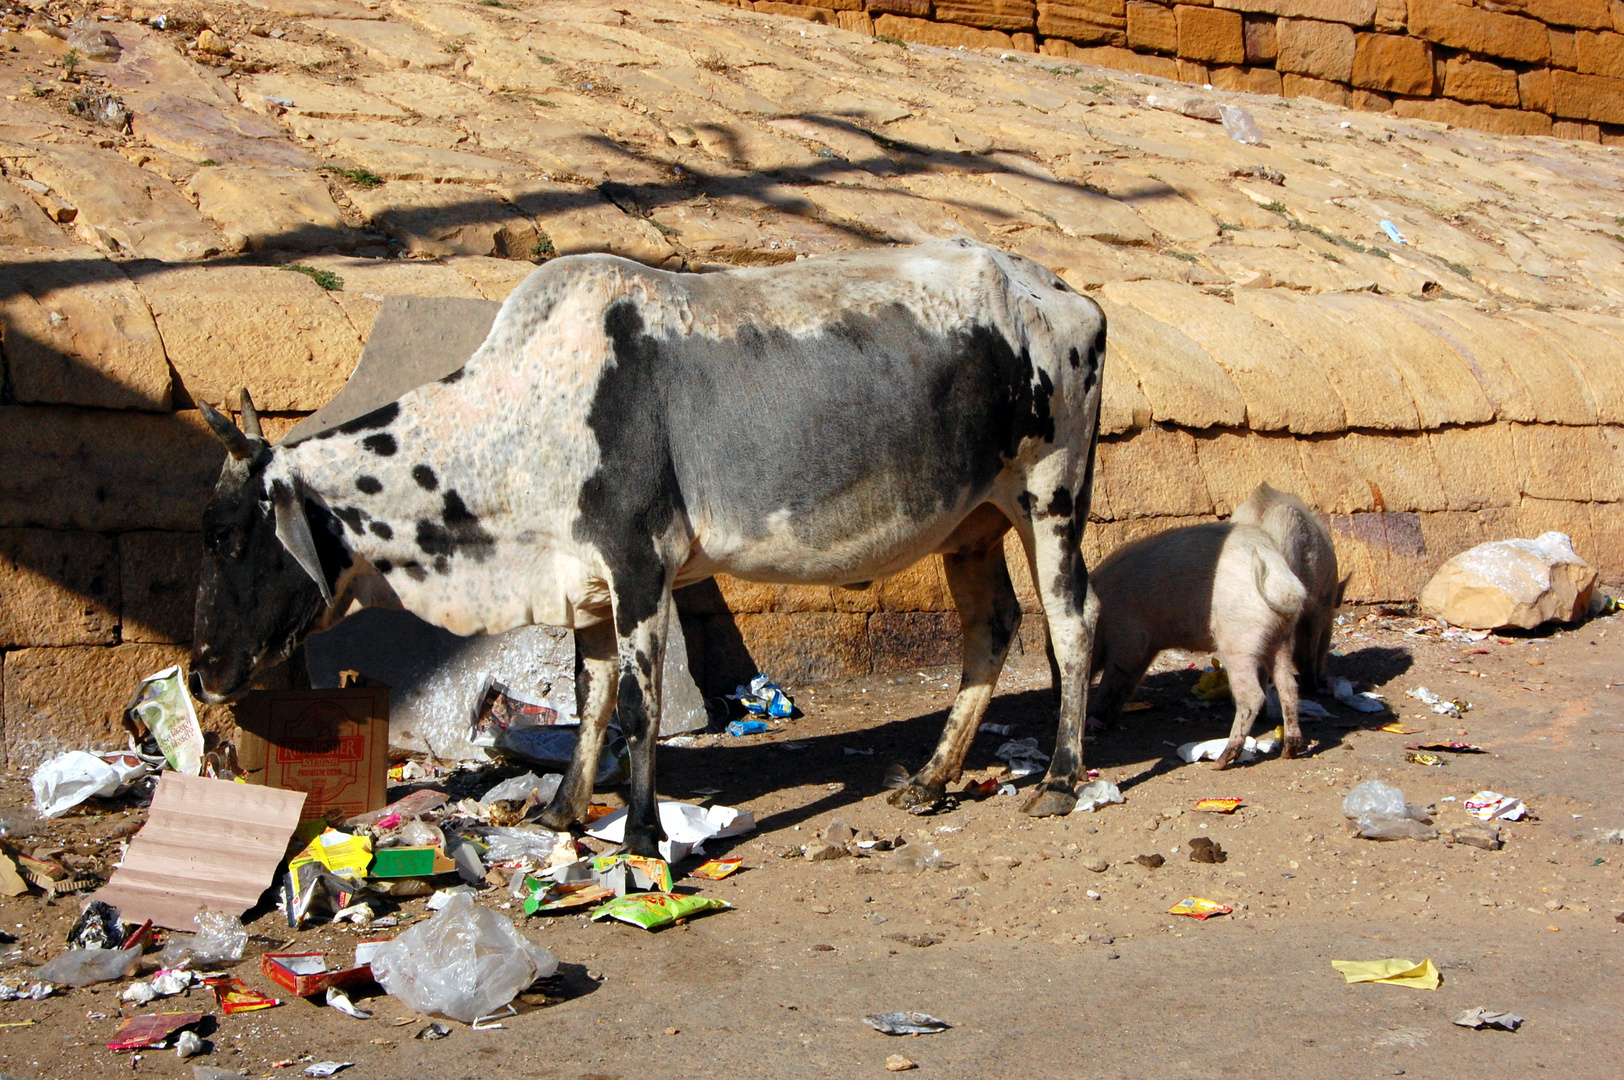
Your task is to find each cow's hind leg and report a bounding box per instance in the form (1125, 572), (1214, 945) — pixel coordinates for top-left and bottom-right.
(889, 530), (1020, 812)
(1016, 487), (1095, 818)
(538, 619), (618, 831)
(609, 575), (673, 858)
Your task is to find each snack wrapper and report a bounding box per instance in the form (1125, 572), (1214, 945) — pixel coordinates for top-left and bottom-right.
(123, 666), (204, 775)
(206, 976), (280, 1014)
(589, 892), (730, 931)
(1167, 897), (1232, 920)
(689, 859), (744, 881)
(1193, 798), (1242, 814)
(290, 829), (374, 882)
(523, 879), (615, 915)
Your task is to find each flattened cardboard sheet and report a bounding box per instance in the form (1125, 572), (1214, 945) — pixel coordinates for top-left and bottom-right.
(92, 774), (305, 930)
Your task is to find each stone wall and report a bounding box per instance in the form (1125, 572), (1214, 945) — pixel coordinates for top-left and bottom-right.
(712, 0), (1624, 143)
(2, 0), (1622, 767)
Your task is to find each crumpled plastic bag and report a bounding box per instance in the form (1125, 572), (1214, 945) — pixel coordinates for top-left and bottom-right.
(35, 940), (143, 987)
(479, 826), (565, 863)
(585, 800), (755, 863)
(369, 892), (556, 1023)
(480, 772), (561, 807)
(1177, 735), (1279, 764)
(158, 911), (247, 968)
(1342, 780), (1437, 840)
(1331, 677), (1387, 713)
(1331, 957), (1440, 989)
(32, 751), (148, 818)
(1070, 780), (1124, 813)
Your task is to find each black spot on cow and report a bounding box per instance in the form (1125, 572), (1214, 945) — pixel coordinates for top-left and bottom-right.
(374, 558), (393, 574)
(403, 560), (427, 582)
(1046, 487), (1073, 518)
(415, 489), (495, 563)
(336, 402), (400, 435)
(411, 464), (439, 491)
(433, 555), (450, 575)
(332, 505), (366, 536)
(355, 475), (382, 495)
(440, 367), (465, 384)
(1016, 491), (1036, 520)
(369, 521), (393, 540)
(1068, 346), (1081, 369)
(362, 433), (397, 456)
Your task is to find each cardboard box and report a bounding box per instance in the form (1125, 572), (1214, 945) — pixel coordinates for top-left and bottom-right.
(369, 845), (455, 878)
(261, 952), (375, 998)
(235, 686), (390, 822)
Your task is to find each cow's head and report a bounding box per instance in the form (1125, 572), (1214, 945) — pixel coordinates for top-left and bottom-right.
(190, 391), (348, 703)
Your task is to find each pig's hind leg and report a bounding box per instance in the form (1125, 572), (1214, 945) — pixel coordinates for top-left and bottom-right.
(1213, 653), (1268, 770)
(1271, 634), (1304, 758)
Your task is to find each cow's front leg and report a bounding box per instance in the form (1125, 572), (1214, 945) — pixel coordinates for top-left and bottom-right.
(611, 579), (672, 859)
(890, 538), (1019, 812)
(538, 619), (618, 831)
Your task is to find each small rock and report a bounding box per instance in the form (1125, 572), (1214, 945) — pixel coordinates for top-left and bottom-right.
(885, 1054), (917, 1072)
(811, 904), (833, 915)
(1134, 853), (1165, 869)
(1544, 899), (1563, 911)
(1188, 837), (1226, 864)
(1083, 858), (1108, 873)
(809, 943), (835, 952)
(805, 842), (847, 862)
(823, 818), (856, 845)
(1448, 823), (1502, 851)
(990, 855), (1021, 869)
(194, 28), (232, 56)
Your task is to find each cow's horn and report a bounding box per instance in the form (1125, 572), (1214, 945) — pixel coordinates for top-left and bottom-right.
(271, 479), (334, 605)
(200, 399), (257, 461)
(239, 388), (264, 440)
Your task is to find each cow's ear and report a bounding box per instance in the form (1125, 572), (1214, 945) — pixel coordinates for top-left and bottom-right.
(271, 478), (334, 605)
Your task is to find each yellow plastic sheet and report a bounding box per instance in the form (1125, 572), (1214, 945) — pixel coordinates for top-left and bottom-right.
(288, 829), (373, 882)
(1330, 958), (1440, 990)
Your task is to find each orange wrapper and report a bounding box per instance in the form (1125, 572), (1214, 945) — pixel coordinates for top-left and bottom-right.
(690, 858), (744, 881)
(583, 804), (618, 824)
(1193, 798), (1242, 814)
(1168, 897), (1232, 920)
(1380, 722), (1421, 734)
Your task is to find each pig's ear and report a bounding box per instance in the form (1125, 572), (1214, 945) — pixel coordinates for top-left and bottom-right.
(271, 478), (334, 605)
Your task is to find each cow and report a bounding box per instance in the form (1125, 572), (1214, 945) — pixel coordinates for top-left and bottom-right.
(190, 238), (1106, 858)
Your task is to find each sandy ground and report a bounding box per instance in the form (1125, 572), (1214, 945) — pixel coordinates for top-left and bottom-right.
(2, 607), (1622, 1080)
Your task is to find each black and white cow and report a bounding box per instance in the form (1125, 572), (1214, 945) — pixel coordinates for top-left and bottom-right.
(191, 238), (1106, 857)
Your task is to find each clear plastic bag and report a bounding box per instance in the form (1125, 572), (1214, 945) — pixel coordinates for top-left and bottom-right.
(158, 911), (247, 968)
(1218, 104), (1264, 145)
(1342, 780), (1436, 840)
(882, 844), (946, 874)
(479, 772), (561, 807)
(369, 892), (557, 1023)
(35, 941), (142, 987)
(479, 826), (564, 863)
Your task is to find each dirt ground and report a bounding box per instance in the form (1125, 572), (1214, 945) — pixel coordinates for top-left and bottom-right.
(2, 607), (1623, 1080)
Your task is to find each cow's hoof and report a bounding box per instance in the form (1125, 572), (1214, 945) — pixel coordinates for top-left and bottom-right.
(1281, 736), (1305, 759)
(1210, 751), (1236, 771)
(621, 830), (662, 859)
(536, 805), (578, 832)
(887, 781), (946, 814)
(1021, 786), (1076, 818)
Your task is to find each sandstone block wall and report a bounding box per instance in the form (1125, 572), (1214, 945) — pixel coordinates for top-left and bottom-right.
(2, 0), (1621, 766)
(715, 0), (1624, 143)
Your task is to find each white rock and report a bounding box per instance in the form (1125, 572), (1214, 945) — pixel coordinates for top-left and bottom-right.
(1420, 532), (1596, 630)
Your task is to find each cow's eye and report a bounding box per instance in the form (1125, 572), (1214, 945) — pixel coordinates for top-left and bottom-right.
(206, 526), (236, 555)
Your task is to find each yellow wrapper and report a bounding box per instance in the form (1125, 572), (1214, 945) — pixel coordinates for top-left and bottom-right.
(1194, 798), (1242, 813)
(288, 828), (373, 882)
(1168, 897), (1232, 919)
(1330, 958), (1440, 990)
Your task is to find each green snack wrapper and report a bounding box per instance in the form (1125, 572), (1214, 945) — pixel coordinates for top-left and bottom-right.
(589, 892), (730, 930)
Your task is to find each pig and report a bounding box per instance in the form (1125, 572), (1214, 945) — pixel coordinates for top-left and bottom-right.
(1230, 483), (1344, 692)
(1086, 521), (1307, 769)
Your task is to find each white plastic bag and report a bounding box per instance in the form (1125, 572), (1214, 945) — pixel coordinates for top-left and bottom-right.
(480, 826), (565, 863)
(1070, 780), (1124, 813)
(1331, 677), (1386, 713)
(32, 751), (146, 818)
(1342, 780), (1436, 840)
(1218, 104), (1263, 144)
(369, 892), (556, 1023)
(585, 800), (755, 863)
